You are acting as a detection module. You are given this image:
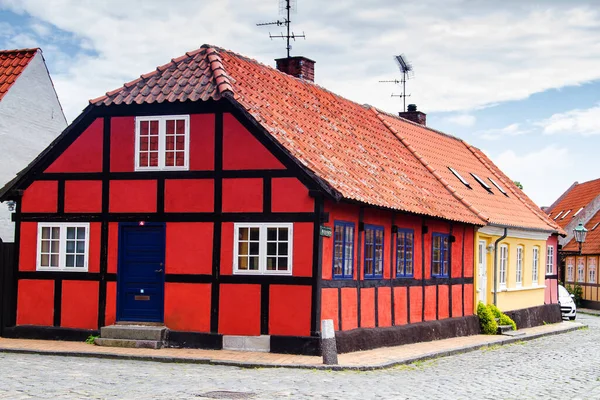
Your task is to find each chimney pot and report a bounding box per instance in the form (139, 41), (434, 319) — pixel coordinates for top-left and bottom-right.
(275, 56), (315, 82)
(399, 104), (427, 126)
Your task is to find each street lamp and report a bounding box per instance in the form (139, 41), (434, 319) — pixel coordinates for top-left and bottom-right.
(573, 222), (588, 254)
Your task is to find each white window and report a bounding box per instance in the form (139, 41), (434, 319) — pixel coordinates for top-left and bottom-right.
(135, 115), (190, 171)
(499, 244), (508, 289)
(577, 258), (585, 283)
(554, 211), (563, 220)
(562, 210), (571, 219)
(567, 258), (574, 282)
(36, 223), (90, 271)
(573, 207), (584, 218)
(233, 223), (293, 275)
(532, 247), (539, 285)
(546, 245), (554, 275)
(588, 258), (596, 284)
(516, 246), (523, 287)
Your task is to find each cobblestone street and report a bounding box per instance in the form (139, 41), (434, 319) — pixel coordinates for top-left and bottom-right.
(0, 316), (597, 399)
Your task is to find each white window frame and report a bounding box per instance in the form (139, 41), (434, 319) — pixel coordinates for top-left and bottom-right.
(135, 115), (190, 171)
(499, 244), (508, 289)
(577, 258), (585, 283)
(233, 223), (293, 276)
(36, 223), (90, 272)
(516, 246), (523, 287)
(567, 258), (574, 282)
(588, 258), (596, 284)
(546, 245), (554, 275)
(532, 247), (539, 285)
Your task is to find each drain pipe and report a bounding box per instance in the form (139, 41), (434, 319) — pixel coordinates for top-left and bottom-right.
(493, 228), (508, 306)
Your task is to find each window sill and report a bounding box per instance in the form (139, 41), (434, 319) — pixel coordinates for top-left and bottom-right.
(364, 276), (384, 280)
(333, 276), (355, 280)
(493, 285), (546, 293)
(233, 270), (293, 276)
(431, 275), (449, 278)
(36, 268), (88, 272)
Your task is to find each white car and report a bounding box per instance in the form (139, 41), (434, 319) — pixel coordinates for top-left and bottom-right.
(558, 284), (577, 320)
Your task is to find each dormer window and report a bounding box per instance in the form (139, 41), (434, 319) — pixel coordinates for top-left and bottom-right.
(554, 211), (563, 220)
(448, 167), (471, 189)
(573, 207), (584, 218)
(562, 210), (571, 219)
(135, 115), (190, 171)
(592, 222), (599, 231)
(470, 173), (493, 194)
(488, 177), (508, 197)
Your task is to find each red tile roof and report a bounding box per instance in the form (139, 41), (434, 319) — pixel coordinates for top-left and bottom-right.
(563, 211), (600, 254)
(546, 178), (600, 229)
(90, 45), (560, 231)
(0, 48), (38, 101)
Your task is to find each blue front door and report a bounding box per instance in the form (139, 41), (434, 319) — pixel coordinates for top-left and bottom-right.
(117, 223), (165, 323)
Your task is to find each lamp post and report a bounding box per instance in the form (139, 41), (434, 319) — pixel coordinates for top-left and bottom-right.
(558, 222), (588, 284)
(573, 223), (588, 254)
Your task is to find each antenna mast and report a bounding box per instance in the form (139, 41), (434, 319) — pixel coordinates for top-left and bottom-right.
(257, 0), (305, 58)
(379, 54), (414, 112)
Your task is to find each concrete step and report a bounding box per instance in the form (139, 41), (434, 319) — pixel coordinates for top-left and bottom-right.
(501, 330), (526, 337)
(100, 325), (167, 341)
(94, 338), (162, 349)
(497, 325), (514, 334)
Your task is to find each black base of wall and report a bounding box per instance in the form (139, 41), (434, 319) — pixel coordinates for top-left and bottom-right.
(335, 316), (480, 354)
(3, 325), (99, 341)
(270, 335), (321, 356)
(166, 330), (223, 350)
(580, 300), (600, 310)
(503, 303), (562, 329)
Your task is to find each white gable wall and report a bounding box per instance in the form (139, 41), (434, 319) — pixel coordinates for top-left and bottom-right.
(0, 51), (67, 242)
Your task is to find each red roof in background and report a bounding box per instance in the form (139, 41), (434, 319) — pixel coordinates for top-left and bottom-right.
(546, 178), (600, 229)
(90, 45), (560, 231)
(563, 211), (600, 254)
(0, 48), (38, 101)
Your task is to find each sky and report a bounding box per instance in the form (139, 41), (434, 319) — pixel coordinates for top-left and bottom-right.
(0, 0), (598, 207)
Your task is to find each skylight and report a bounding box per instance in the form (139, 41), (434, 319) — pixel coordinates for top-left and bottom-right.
(554, 211), (563, 220)
(448, 167), (471, 188)
(488, 177), (508, 197)
(562, 210), (571, 219)
(573, 207), (584, 217)
(592, 222), (599, 231)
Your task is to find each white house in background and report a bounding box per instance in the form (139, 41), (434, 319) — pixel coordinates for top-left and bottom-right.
(0, 48), (67, 242)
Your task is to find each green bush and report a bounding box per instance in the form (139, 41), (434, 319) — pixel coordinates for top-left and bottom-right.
(566, 284), (584, 306)
(477, 301), (498, 335)
(487, 303), (502, 319)
(498, 313), (517, 331)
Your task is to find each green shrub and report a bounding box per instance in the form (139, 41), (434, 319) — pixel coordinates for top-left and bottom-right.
(85, 335), (99, 345)
(566, 284), (584, 306)
(498, 313), (517, 331)
(477, 301), (498, 335)
(487, 303), (502, 319)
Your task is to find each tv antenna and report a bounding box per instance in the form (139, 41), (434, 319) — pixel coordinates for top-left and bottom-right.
(379, 54), (414, 112)
(257, 0), (305, 58)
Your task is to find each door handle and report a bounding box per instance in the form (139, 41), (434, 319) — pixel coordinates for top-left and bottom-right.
(155, 269), (163, 273)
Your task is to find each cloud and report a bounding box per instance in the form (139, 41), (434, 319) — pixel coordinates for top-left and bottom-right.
(477, 123), (531, 141)
(491, 145), (573, 206)
(536, 105), (600, 136)
(444, 114), (476, 127)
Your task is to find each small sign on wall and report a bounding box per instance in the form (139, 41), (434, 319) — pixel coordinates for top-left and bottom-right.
(320, 225), (332, 238)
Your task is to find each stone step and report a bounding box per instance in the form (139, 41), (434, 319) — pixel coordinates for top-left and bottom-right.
(501, 330), (526, 337)
(100, 325), (167, 341)
(497, 324), (514, 334)
(94, 338), (162, 349)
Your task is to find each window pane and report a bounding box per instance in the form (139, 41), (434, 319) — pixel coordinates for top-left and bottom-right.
(334, 259), (342, 276)
(267, 228), (277, 241)
(176, 119), (185, 132)
(278, 257), (288, 270)
(375, 230), (383, 245)
(66, 241), (75, 253)
(66, 255), (74, 267)
(140, 120), (149, 133)
(278, 228), (288, 241)
(42, 227), (50, 239)
(41, 254), (49, 267)
(67, 227), (75, 240)
(238, 242), (249, 256)
(51, 240), (59, 253)
(41, 240), (50, 253)
(249, 242), (259, 255)
(365, 259), (373, 276)
(166, 120), (175, 135)
(239, 228), (249, 241)
(249, 256), (259, 270)
(267, 242), (277, 256)
(76, 241), (85, 253)
(150, 120), (159, 135)
(139, 152), (149, 167)
(165, 152), (175, 167)
(175, 152), (185, 166)
(250, 228), (259, 241)
(278, 242), (288, 256)
(432, 262), (440, 276)
(267, 257), (277, 270)
(77, 228), (85, 240)
(50, 255), (59, 267)
(76, 254), (85, 267)
(51, 227), (60, 239)
(238, 256), (248, 270)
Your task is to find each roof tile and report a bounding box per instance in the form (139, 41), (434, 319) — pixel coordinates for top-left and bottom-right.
(0, 48), (38, 101)
(546, 178), (600, 229)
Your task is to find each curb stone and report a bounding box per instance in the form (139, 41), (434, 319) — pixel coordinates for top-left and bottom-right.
(0, 323), (585, 371)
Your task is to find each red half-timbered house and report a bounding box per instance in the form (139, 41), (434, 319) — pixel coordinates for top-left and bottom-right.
(0, 46), (491, 354)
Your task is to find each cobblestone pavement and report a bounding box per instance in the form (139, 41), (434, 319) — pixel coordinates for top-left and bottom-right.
(0, 316), (597, 399)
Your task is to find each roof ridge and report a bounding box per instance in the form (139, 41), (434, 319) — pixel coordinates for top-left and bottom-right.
(546, 181), (579, 213)
(204, 46), (234, 95)
(0, 48), (39, 55)
(370, 107), (489, 224)
(461, 140), (562, 232)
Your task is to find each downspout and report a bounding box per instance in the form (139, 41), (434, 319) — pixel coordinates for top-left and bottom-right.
(493, 228), (508, 306)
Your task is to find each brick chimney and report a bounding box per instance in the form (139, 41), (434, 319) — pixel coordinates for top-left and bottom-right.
(399, 104), (426, 126)
(275, 56), (315, 81)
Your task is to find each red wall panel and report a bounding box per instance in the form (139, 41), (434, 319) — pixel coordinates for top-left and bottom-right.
(321, 288), (339, 330)
(21, 181), (57, 213)
(424, 285), (436, 321)
(220, 222), (234, 275)
(19, 222), (37, 271)
(438, 285), (449, 320)
(341, 288), (358, 330)
(269, 285), (311, 336)
(109, 180), (157, 213)
(166, 222), (213, 275)
(46, 119), (103, 173)
(293, 222), (313, 277)
(88, 222), (101, 273)
(17, 280), (53, 326)
(464, 284), (474, 315)
(164, 179), (214, 213)
(165, 283), (211, 332)
(107, 223), (119, 274)
(223, 113), (285, 170)
(463, 228), (475, 278)
(360, 288), (375, 328)
(451, 226), (465, 278)
(105, 281), (116, 326)
(189, 114), (215, 171)
(64, 180), (102, 213)
(377, 287), (392, 327)
(452, 285), (463, 317)
(110, 117), (135, 172)
(218, 284), (261, 335)
(394, 287), (408, 325)
(61, 281), (99, 329)
(409, 286), (422, 323)
(322, 201), (360, 280)
(271, 178), (313, 213)
(222, 178), (263, 213)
